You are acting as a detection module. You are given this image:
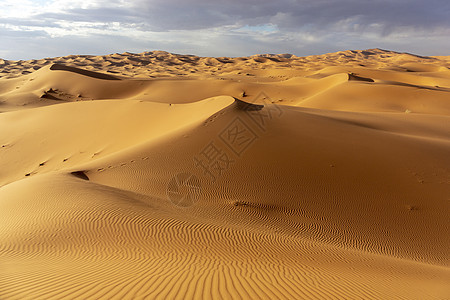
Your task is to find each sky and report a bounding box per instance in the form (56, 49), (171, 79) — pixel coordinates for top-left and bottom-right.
(0, 0), (449, 60)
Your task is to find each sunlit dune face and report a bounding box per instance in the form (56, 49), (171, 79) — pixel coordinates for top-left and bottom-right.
(0, 49), (449, 299)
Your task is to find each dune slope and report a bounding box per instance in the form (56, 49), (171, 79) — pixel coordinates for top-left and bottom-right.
(0, 49), (449, 299)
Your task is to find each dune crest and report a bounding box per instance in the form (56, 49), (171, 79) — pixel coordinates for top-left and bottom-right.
(49, 63), (120, 80)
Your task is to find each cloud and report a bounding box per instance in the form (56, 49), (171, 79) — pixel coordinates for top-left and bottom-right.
(0, 0), (449, 59)
(123, 0), (450, 32)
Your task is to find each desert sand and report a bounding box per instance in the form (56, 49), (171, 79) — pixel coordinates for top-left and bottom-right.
(0, 49), (449, 299)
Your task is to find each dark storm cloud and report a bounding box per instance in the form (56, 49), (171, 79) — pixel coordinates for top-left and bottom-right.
(270, 0), (450, 29)
(153, 0), (448, 31)
(121, 0), (450, 31)
(31, 0), (450, 32)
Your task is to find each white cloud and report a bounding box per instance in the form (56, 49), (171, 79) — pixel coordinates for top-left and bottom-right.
(0, 0), (43, 18)
(0, 0), (449, 59)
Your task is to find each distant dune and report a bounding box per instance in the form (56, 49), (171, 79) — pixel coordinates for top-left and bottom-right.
(0, 49), (449, 299)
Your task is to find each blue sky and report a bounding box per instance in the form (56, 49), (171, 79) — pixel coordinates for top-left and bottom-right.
(1, 0), (449, 60)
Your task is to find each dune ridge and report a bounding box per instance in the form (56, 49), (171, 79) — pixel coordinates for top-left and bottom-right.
(0, 49), (449, 299)
(1, 49), (450, 115)
(1, 49), (449, 80)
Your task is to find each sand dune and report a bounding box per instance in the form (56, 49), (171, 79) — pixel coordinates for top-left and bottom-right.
(0, 49), (449, 299)
(2, 49), (449, 114)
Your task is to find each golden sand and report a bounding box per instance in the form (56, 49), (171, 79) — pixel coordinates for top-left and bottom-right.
(0, 49), (449, 299)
